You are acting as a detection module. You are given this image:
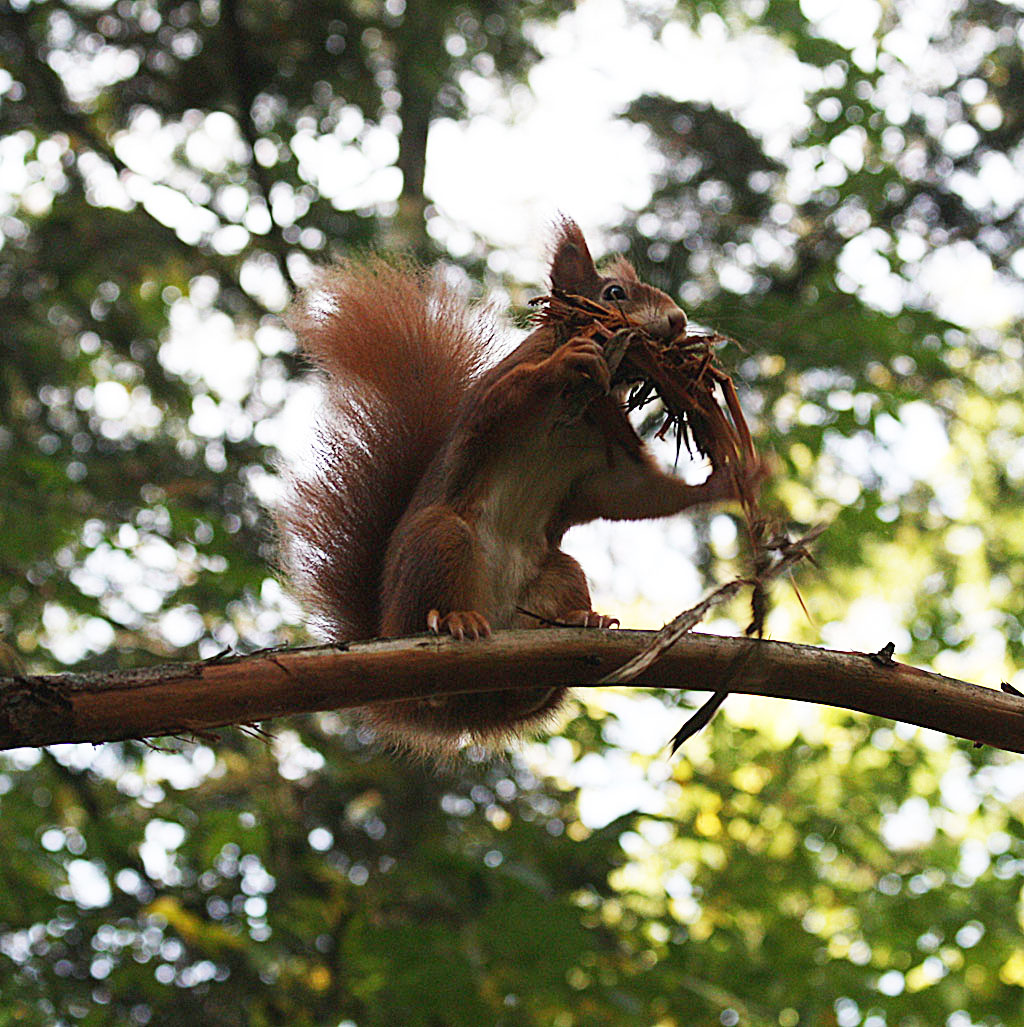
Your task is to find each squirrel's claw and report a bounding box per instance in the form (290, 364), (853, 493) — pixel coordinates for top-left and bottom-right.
(563, 609), (620, 629)
(427, 609), (493, 640)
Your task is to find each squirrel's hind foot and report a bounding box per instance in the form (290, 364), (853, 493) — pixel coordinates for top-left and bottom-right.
(427, 608), (492, 640)
(562, 609), (620, 629)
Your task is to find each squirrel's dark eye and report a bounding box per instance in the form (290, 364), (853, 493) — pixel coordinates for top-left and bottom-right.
(602, 283), (627, 301)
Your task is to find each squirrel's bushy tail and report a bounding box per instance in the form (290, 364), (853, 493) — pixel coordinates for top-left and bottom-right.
(278, 257), (496, 641)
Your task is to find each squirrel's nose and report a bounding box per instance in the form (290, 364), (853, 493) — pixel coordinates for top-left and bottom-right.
(645, 308), (688, 340)
(665, 309), (688, 334)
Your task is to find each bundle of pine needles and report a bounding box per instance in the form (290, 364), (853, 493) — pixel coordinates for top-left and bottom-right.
(531, 289), (760, 518)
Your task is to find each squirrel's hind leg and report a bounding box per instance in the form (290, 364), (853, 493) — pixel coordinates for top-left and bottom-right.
(381, 504), (489, 638)
(374, 508), (571, 750)
(516, 549), (619, 629)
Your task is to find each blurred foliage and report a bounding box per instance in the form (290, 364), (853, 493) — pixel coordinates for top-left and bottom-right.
(617, 0), (1024, 673)
(1, 0), (1023, 1025)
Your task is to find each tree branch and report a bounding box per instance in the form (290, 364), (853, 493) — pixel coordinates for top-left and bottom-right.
(1, 631), (1021, 754)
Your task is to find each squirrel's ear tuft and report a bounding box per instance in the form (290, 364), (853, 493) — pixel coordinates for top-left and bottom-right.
(549, 216), (601, 295)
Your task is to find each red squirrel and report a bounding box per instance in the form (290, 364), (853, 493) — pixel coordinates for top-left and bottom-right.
(280, 219), (752, 754)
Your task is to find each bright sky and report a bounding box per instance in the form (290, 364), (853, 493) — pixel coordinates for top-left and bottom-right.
(428, 0), (819, 263)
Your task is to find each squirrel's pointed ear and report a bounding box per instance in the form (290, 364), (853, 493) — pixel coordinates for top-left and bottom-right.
(549, 218), (601, 295)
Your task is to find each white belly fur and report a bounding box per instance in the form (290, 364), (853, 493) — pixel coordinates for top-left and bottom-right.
(473, 420), (604, 626)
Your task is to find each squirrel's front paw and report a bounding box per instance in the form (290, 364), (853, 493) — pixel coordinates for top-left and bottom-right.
(562, 609), (620, 629)
(701, 455), (772, 504)
(549, 336), (611, 394)
(427, 609), (493, 640)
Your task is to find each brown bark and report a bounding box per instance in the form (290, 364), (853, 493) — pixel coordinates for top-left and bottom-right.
(389, 3), (442, 258)
(2, 630), (1021, 753)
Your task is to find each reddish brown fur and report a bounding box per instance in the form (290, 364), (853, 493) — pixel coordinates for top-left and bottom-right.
(277, 258), (495, 642)
(281, 220), (745, 756)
